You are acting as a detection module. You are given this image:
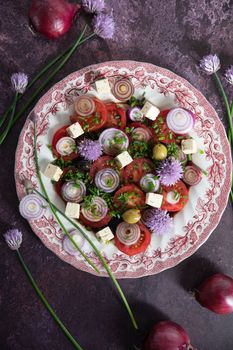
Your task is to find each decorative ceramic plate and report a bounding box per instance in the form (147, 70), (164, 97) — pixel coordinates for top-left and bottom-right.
(15, 61), (232, 278)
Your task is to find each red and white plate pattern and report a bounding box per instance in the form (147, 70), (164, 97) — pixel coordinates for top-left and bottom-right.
(15, 61), (232, 278)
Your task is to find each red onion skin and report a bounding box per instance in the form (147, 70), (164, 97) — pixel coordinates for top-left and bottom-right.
(143, 321), (196, 350)
(195, 273), (233, 315)
(29, 0), (80, 39)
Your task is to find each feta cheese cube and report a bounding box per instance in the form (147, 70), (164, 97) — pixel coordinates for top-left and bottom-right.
(181, 139), (197, 154)
(141, 101), (160, 121)
(44, 164), (63, 182)
(95, 78), (111, 96)
(115, 151), (133, 169)
(145, 193), (163, 208)
(65, 202), (80, 219)
(96, 226), (114, 244)
(66, 122), (84, 139)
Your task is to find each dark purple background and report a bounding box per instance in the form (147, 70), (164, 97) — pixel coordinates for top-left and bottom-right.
(0, 1), (233, 349)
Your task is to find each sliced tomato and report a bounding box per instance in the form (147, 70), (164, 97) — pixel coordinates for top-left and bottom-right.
(51, 126), (79, 161)
(113, 184), (145, 210)
(89, 156), (114, 178)
(115, 222), (151, 256)
(70, 98), (108, 132)
(105, 103), (127, 130)
(121, 158), (154, 184)
(79, 212), (112, 229)
(161, 180), (189, 212)
(128, 122), (155, 142)
(152, 110), (177, 144)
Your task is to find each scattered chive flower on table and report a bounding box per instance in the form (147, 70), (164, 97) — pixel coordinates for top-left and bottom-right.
(4, 229), (84, 350)
(225, 66), (233, 85)
(92, 13), (115, 39)
(11, 73), (28, 94)
(199, 54), (221, 75)
(142, 208), (173, 235)
(156, 158), (183, 186)
(82, 0), (105, 13)
(77, 138), (103, 161)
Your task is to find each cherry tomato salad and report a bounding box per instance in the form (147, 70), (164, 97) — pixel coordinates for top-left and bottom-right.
(48, 78), (203, 257)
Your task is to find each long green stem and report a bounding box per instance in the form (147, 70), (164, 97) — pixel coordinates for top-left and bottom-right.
(32, 125), (138, 330)
(231, 100), (233, 117)
(33, 124), (99, 274)
(16, 250), (84, 350)
(0, 33), (94, 131)
(213, 73), (233, 145)
(0, 93), (18, 143)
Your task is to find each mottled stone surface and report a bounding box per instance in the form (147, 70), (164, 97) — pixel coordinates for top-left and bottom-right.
(0, 1), (233, 349)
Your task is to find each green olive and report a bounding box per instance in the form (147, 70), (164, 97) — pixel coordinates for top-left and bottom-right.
(122, 209), (141, 224)
(153, 144), (168, 160)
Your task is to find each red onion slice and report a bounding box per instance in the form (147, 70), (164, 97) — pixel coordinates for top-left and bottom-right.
(95, 168), (120, 193)
(140, 174), (160, 193)
(116, 222), (141, 246)
(99, 128), (129, 156)
(112, 79), (134, 101)
(56, 137), (76, 156)
(62, 230), (85, 256)
(19, 194), (46, 220)
(131, 127), (151, 142)
(166, 108), (195, 135)
(183, 165), (202, 186)
(128, 107), (144, 122)
(74, 95), (96, 116)
(81, 196), (108, 222)
(61, 180), (86, 203)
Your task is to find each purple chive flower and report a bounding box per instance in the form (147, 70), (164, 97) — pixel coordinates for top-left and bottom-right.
(11, 73), (28, 94)
(4, 229), (22, 250)
(199, 54), (220, 75)
(92, 13), (115, 39)
(142, 208), (173, 235)
(22, 178), (34, 194)
(225, 65), (233, 85)
(156, 158), (183, 186)
(82, 0), (105, 13)
(78, 138), (103, 161)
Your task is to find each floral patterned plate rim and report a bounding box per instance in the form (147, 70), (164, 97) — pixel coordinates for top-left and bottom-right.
(15, 60), (232, 279)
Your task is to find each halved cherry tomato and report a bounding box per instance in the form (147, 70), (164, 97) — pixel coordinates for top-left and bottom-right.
(128, 122), (155, 142)
(79, 212), (112, 229)
(52, 126), (79, 161)
(105, 103), (127, 130)
(152, 110), (177, 144)
(161, 180), (189, 212)
(89, 156), (114, 178)
(115, 222), (151, 256)
(121, 158), (154, 184)
(70, 98), (108, 132)
(113, 184), (145, 210)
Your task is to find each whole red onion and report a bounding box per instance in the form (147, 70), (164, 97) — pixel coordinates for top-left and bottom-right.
(29, 0), (80, 39)
(143, 321), (196, 350)
(195, 273), (233, 314)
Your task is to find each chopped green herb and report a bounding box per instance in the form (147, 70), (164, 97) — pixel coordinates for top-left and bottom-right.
(52, 157), (72, 170)
(187, 154), (192, 161)
(167, 142), (178, 157)
(128, 140), (150, 158)
(199, 149), (205, 154)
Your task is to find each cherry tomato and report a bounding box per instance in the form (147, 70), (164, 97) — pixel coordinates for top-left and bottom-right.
(105, 103), (127, 130)
(121, 158), (154, 184)
(113, 184), (145, 210)
(115, 222), (151, 256)
(52, 126), (79, 161)
(70, 98), (108, 132)
(152, 110), (177, 144)
(161, 180), (189, 212)
(79, 212), (112, 229)
(89, 156), (115, 178)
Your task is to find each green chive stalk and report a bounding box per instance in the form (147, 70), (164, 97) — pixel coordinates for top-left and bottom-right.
(0, 33), (94, 131)
(0, 92), (18, 143)
(16, 249), (84, 350)
(32, 123), (138, 330)
(33, 124), (99, 274)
